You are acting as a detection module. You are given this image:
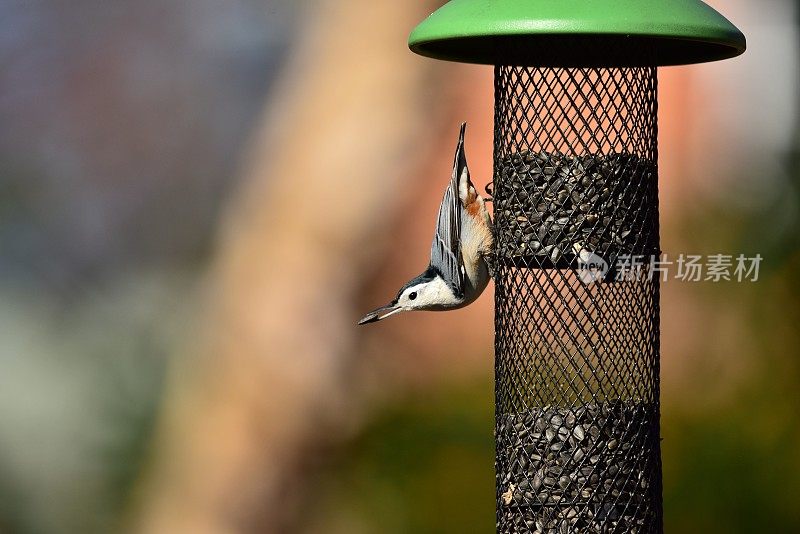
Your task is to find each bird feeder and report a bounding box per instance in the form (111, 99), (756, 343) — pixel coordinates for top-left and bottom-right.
(409, 1), (744, 532)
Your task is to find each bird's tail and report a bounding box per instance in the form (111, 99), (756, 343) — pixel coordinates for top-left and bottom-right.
(454, 122), (472, 202)
(455, 122), (467, 177)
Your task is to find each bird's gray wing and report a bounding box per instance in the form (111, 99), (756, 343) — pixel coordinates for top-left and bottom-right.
(430, 123), (467, 298)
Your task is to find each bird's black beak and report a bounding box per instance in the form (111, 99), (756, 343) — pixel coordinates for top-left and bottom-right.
(357, 301), (401, 325)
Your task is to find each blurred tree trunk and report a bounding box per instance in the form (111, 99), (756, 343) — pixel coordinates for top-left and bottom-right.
(131, 1), (453, 533)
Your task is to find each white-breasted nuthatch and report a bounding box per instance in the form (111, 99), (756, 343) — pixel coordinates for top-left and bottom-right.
(358, 123), (494, 325)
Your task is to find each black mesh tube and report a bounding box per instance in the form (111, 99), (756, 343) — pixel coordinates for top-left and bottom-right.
(493, 66), (662, 533)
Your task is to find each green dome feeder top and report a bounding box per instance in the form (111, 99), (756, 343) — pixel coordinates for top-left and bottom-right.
(409, 0), (746, 67)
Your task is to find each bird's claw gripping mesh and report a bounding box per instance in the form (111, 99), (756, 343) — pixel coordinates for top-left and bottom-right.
(493, 66), (662, 533)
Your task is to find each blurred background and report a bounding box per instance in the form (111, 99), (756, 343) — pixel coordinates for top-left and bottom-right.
(0, 0), (798, 533)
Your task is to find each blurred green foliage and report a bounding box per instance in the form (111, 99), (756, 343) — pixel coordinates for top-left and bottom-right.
(305, 380), (495, 533)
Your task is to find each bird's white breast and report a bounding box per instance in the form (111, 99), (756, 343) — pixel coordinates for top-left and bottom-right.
(419, 275), (464, 310)
(460, 200), (493, 305)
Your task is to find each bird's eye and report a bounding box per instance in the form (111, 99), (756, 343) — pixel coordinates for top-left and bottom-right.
(408, 292), (417, 300)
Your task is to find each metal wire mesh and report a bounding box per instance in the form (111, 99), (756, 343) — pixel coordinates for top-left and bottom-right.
(493, 66), (662, 533)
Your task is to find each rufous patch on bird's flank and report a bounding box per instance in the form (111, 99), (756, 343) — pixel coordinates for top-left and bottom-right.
(466, 198), (482, 217)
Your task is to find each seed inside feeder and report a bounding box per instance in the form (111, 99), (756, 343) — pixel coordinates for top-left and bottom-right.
(494, 151), (657, 268)
(497, 402), (659, 533)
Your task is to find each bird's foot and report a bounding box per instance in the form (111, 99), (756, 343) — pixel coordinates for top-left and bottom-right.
(484, 182), (494, 203)
(484, 251), (498, 278)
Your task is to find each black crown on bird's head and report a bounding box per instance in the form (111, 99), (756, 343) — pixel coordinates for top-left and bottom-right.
(396, 265), (442, 301)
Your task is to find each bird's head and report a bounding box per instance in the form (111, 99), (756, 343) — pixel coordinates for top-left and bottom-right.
(358, 268), (455, 325)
